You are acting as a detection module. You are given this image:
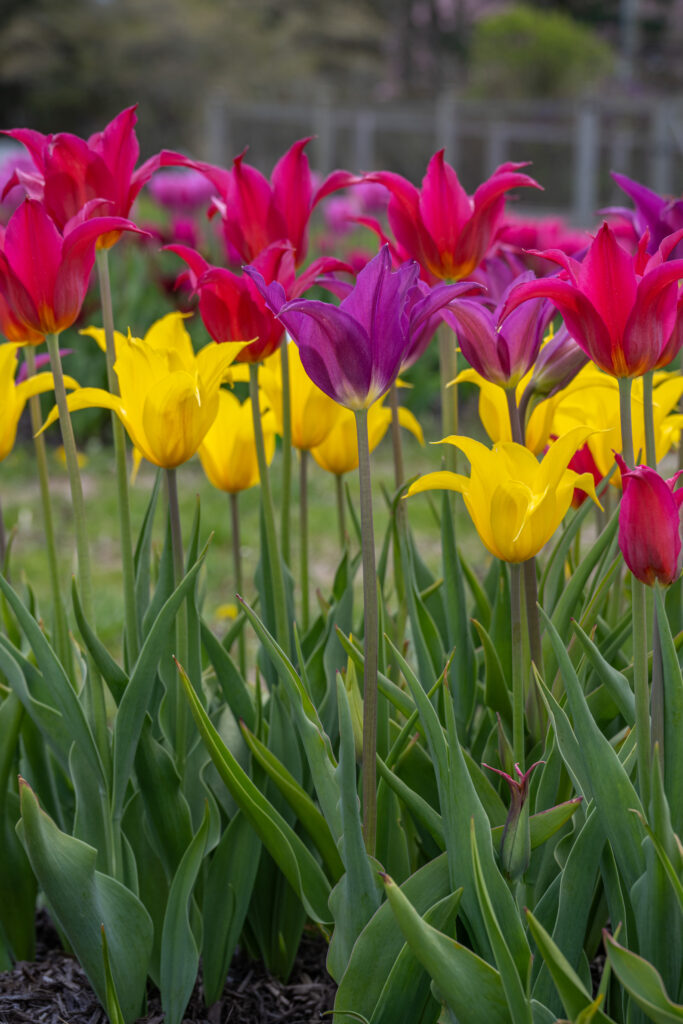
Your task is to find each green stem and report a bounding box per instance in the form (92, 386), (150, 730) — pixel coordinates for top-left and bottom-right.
(166, 467), (188, 769)
(642, 369), (657, 469)
(249, 363), (290, 656)
(46, 332), (108, 756)
(355, 408), (379, 855)
(389, 382), (405, 491)
(96, 248), (139, 664)
(509, 561), (525, 769)
(651, 589), (664, 772)
(617, 374), (650, 808)
(335, 474), (347, 549)
(279, 343), (292, 567)
(438, 323), (458, 469)
(25, 347), (71, 672)
(299, 450), (310, 632)
(229, 491), (246, 678)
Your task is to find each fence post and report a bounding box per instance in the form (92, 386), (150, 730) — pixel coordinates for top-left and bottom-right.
(203, 92), (230, 165)
(314, 101), (335, 174)
(649, 101), (673, 196)
(435, 91), (458, 165)
(354, 109), (377, 171)
(573, 102), (600, 225)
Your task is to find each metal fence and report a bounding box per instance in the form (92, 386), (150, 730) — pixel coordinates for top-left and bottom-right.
(203, 93), (683, 226)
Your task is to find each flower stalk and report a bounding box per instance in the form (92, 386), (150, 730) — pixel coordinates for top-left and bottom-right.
(229, 491), (246, 678)
(279, 341), (293, 566)
(166, 467), (189, 769)
(299, 449), (310, 632)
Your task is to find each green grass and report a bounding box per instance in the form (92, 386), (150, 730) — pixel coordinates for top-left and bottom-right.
(0, 424), (482, 659)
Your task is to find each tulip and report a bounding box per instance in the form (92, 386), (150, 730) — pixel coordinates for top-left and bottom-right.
(310, 396), (423, 478)
(199, 390), (277, 494)
(501, 221), (683, 378)
(0, 342), (77, 462)
(615, 454), (683, 586)
(608, 172), (683, 257)
(41, 312), (246, 469)
(160, 138), (357, 265)
(455, 367), (559, 456)
(4, 106), (162, 245)
(520, 322), (588, 402)
(483, 761), (544, 879)
(0, 199), (144, 338)
(363, 152), (541, 282)
(407, 426), (600, 563)
(258, 340), (341, 452)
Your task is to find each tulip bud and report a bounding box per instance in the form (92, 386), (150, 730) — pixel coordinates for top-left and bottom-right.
(615, 454), (683, 586)
(484, 761), (543, 879)
(525, 324), (588, 401)
(343, 658), (365, 762)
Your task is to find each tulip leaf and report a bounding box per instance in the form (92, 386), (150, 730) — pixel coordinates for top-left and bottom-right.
(525, 909), (614, 1024)
(200, 619), (255, 731)
(473, 618), (512, 723)
(603, 932), (683, 1023)
(382, 872), (511, 1024)
(458, 544), (492, 629)
(0, 638), (71, 772)
(201, 810), (262, 1005)
(240, 720), (343, 880)
(654, 586), (683, 836)
(133, 467), (162, 630)
(160, 803), (210, 1024)
(376, 754), (445, 850)
(334, 853), (451, 1023)
(540, 491), (608, 612)
(440, 490), (476, 729)
(100, 926), (125, 1024)
(492, 797), (583, 851)
(134, 718), (194, 878)
(0, 575), (106, 788)
(571, 619), (635, 725)
(17, 780), (152, 1024)
(539, 607), (646, 889)
(71, 577), (129, 704)
(111, 551), (206, 818)
(176, 660), (332, 923)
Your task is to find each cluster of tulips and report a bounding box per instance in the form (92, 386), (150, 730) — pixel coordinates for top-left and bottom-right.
(0, 104), (682, 1024)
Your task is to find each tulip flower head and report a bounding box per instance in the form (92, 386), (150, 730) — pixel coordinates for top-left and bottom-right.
(363, 153), (541, 282)
(607, 172), (683, 257)
(41, 312), (247, 469)
(501, 221), (683, 378)
(259, 340), (342, 451)
(199, 390), (277, 494)
(4, 106), (162, 246)
(0, 342), (77, 461)
(615, 454), (683, 586)
(310, 395), (423, 477)
(0, 199), (144, 339)
(407, 426), (600, 562)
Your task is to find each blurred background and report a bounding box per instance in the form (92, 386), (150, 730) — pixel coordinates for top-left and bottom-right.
(1, 0), (681, 221)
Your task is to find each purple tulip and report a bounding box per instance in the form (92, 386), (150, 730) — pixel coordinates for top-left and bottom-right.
(246, 245), (475, 409)
(608, 172), (683, 257)
(525, 323), (588, 399)
(442, 271), (554, 388)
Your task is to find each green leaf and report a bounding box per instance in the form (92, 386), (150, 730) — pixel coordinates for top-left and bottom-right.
(492, 797), (583, 851)
(654, 586), (683, 837)
(101, 926), (126, 1024)
(160, 803), (210, 1024)
(0, 639), (71, 773)
(133, 467), (162, 631)
(570, 619), (635, 725)
(382, 873), (511, 1024)
(17, 780), (152, 1024)
(134, 719), (194, 879)
(604, 932), (683, 1023)
(441, 490), (476, 729)
(473, 619), (511, 723)
(201, 620), (255, 731)
(525, 909), (614, 1024)
(71, 578), (129, 705)
(177, 661), (332, 924)
(376, 754), (445, 850)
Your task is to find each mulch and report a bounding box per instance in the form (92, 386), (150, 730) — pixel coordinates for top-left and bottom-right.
(0, 912), (337, 1024)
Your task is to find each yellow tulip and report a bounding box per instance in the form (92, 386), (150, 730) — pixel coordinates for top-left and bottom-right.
(311, 396), (424, 476)
(0, 343), (78, 462)
(259, 340), (343, 451)
(407, 426), (601, 562)
(199, 390), (277, 493)
(43, 313), (247, 469)
(456, 367), (558, 455)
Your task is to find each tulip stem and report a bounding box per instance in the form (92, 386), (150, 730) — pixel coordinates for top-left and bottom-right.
(25, 347), (72, 675)
(165, 467), (189, 770)
(300, 450), (309, 632)
(249, 363), (290, 657)
(438, 324), (458, 469)
(336, 475), (347, 549)
(96, 248), (139, 665)
(389, 383), (405, 490)
(229, 492), (246, 678)
(510, 561), (525, 770)
(355, 407), (379, 856)
(617, 374), (651, 809)
(280, 342), (292, 567)
(46, 332), (108, 759)
(642, 370), (657, 469)
(651, 590), (664, 771)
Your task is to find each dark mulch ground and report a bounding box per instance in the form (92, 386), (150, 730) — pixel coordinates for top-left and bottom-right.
(0, 912), (337, 1024)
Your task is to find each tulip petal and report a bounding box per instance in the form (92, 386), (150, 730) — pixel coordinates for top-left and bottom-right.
(418, 150), (473, 261)
(270, 138), (313, 260)
(406, 470), (470, 497)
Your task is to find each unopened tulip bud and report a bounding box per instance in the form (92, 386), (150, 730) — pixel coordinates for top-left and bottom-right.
(525, 324), (588, 400)
(484, 760), (543, 879)
(615, 454), (683, 586)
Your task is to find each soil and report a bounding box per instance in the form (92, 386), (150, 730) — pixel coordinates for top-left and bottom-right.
(0, 912), (337, 1024)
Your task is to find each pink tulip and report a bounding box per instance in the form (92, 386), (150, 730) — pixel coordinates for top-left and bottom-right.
(615, 454), (683, 586)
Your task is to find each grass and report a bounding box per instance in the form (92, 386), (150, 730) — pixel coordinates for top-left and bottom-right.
(0, 421), (482, 660)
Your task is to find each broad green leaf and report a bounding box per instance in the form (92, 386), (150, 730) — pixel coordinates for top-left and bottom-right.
(201, 620), (255, 731)
(441, 490), (476, 729)
(0, 640), (70, 772)
(101, 926), (125, 1024)
(540, 491), (603, 612)
(654, 586), (683, 836)
(492, 797), (583, 851)
(177, 661), (332, 924)
(525, 909), (614, 1024)
(133, 467), (162, 631)
(571, 620), (635, 725)
(160, 804), (210, 1024)
(382, 873), (511, 1024)
(473, 619), (511, 723)
(17, 780), (152, 1024)
(604, 932), (683, 1023)
(376, 754), (445, 850)
(71, 579), (129, 705)
(134, 719), (194, 879)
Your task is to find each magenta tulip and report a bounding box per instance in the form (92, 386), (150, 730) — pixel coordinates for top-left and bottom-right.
(501, 222), (683, 378)
(615, 454), (683, 586)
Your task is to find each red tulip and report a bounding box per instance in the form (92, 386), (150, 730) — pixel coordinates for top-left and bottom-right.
(4, 106), (161, 247)
(615, 454), (683, 586)
(362, 152), (541, 282)
(502, 222), (683, 378)
(160, 138), (358, 266)
(0, 200), (144, 337)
